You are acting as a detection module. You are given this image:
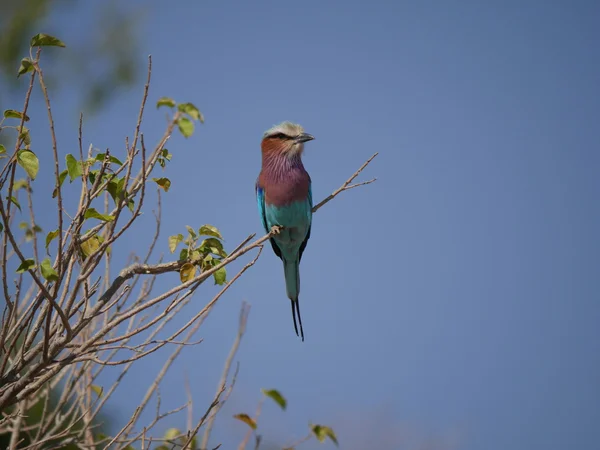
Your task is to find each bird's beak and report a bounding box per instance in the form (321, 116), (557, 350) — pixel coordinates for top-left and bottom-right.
(295, 133), (315, 143)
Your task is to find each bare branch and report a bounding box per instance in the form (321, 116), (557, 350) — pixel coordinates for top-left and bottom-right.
(201, 302), (250, 450)
(312, 152), (378, 213)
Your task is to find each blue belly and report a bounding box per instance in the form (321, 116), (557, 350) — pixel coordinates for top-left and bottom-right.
(265, 200), (311, 256)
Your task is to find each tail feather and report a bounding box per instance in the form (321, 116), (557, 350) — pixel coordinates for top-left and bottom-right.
(283, 257), (304, 341)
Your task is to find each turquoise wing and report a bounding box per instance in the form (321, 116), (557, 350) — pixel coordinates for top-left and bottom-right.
(299, 182), (312, 262)
(256, 181), (283, 260)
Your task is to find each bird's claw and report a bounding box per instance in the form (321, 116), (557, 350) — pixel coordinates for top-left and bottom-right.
(270, 225), (283, 235)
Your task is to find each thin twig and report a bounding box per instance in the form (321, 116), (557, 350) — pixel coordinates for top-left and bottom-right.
(201, 302), (250, 450)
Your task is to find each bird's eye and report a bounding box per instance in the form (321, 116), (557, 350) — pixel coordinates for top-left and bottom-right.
(271, 133), (289, 140)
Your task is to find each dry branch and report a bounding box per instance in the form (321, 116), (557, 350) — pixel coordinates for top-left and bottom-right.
(0, 47), (378, 450)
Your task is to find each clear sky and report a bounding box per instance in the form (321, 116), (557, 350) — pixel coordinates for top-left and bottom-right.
(8, 1), (599, 449)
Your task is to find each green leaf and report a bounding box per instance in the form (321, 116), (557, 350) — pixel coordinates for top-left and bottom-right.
(261, 389), (287, 410)
(233, 413), (257, 430)
(177, 102), (204, 123)
(198, 224), (223, 240)
(189, 249), (202, 261)
(52, 170), (68, 198)
(3, 110), (29, 121)
(9, 196), (21, 211)
(18, 126), (30, 145)
(186, 225), (197, 239)
(45, 229), (59, 249)
(16, 149), (39, 180)
(213, 266), (226, 285)
(106, 177), (125, 203)
(94, 153), (123, 166)
(16, 258), (35, 273)
(169, 234), (184, 253)
(152, 177), (171, 192)
(65, 154), (83, 181)
(164, 428), (181, 440)
(19, 221), (28, 230)
(91, 385), (103, 397)
(158, 148), (172, 169)
(84, 208), (115, 222)
(33, 224), (42, 233)
(0, 144), (5, 155)
(156, 97), (176, 109)
(30, 33), (66, 48)
(177, 117), (194, 138)
(199, 238), (227, 258)
(179, 248), (189, 261)
(17, 58), (34, 78)
(40, 258), (59, 282)
(80, 235), (101, 258)
(127, 199), (135, 213)
(179, 262), (196, 283)
(13, 179), (29, 191)
(310, 425), (338, 446)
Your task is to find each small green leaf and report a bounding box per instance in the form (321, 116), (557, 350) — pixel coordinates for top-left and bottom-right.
(177, 117), (194, 138)
(186, 225), (197, 239)
(19, 221), (28, 230)
(91, 385), (103, 397)
(164, 428), (181, 440)
(179, 248), (189, 261)
(200, 238), (227, 258)
(169, 234), (184, 253)
(233, 413), (257, 430)
(45, 229), (59, 249)
(152, 177), (171, 192)
(80, 235), (101, 258)
(16, 258), (35, 273)
(198, 224), (223, 240)
(13, 179), (29, 191)
(9, 196), (21, 211)
(158, 148), (172, 169)
(310, 425), (339, 446)
(156, 97), (176, 109)
(17, 58), (34, 78)
(66, 154), (83, 181)
(190, 249), (202, 261)
(18, 126), (31, 145)
(94, 153), (123, 166)
(3, 110), (29, 121)
(40, 258), (59, 282)
(30, 33), (66, 48)
(0, 144), (5, 155)
(33, 224), (42, 233)
(127, 199), (135, 212)
(17, 149), (39, 179)
(178, 102), (204, 123)
(179, 262), (196, 283)
(261, 389), (287, 410)
(52, 170), (68, 198)
(84, 208), (115, 222)
(213, 266), (227, 285)
(106, 177), (125, 203)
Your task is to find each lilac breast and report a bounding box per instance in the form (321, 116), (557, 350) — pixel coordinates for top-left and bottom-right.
(259, 154), (311, 206)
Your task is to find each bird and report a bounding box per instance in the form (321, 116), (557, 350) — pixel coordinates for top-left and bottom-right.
(255, 121), (315, 341)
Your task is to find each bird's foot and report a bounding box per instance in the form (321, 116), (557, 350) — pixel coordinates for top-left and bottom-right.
(270, 225), (283, 235)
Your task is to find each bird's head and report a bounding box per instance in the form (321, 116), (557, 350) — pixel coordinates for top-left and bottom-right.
(261, 121), (315, 157)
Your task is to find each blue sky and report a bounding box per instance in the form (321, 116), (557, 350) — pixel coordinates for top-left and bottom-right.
(5, 1), (599, 449)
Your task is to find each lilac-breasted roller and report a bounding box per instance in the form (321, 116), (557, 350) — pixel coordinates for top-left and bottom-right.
(255, 122), (315, 341)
